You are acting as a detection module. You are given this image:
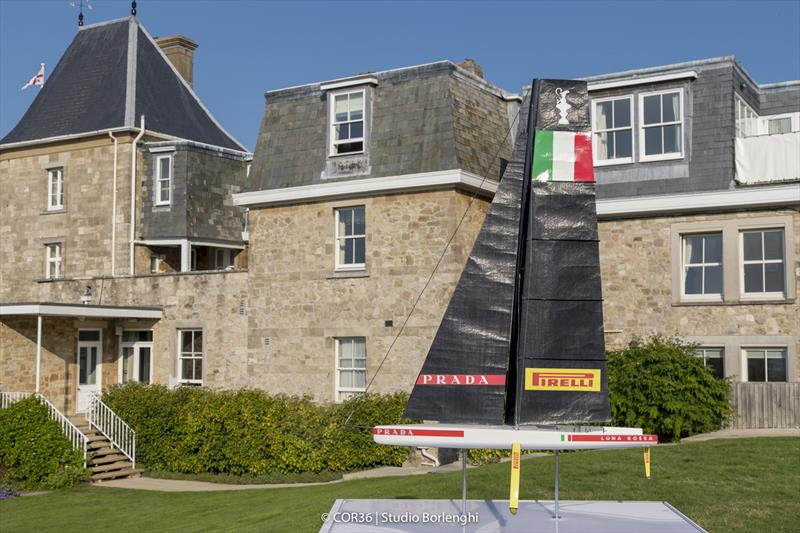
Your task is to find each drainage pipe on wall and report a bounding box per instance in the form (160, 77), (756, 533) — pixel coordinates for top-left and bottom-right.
(129, 115), (145, 276)
(108, 131), (118, 276)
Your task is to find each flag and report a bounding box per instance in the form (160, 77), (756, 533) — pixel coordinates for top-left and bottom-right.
(531, 130), (594, 182)
(21, 63), (45, 91)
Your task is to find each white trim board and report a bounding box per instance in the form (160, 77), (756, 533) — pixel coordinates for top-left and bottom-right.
(0, 303), (162, 319)
(234, 169), (498, 208)
(320, 76), (378, 91)
(597, 184), (800, 218)
(588, 71), (698, 92)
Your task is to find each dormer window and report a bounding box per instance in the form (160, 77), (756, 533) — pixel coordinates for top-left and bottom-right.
(639, 89), (683, 161)
(155, 154), (172, 206)
(329, 89), (365, 156)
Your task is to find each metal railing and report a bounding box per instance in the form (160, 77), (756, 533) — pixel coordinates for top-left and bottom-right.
(87, 394), (136, 468)
(0, 391), (33, 409)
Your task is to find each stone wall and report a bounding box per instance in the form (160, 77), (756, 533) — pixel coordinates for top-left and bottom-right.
(245, 188), (490, 401)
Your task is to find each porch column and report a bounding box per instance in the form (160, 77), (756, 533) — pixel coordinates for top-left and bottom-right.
(35, 314), (42, 393)
(180, 239), (191, 272)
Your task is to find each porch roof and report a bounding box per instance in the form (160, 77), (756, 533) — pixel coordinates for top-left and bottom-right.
(0, 303), (163, 319)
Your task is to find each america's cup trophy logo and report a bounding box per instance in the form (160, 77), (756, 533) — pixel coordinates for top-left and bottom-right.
(555, 87), (571, 125)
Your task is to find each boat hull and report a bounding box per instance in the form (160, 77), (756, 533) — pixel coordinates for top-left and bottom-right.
(373, 424), (657, 450)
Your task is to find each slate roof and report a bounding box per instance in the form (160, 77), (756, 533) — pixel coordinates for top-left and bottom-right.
(1, 17), (246, 151)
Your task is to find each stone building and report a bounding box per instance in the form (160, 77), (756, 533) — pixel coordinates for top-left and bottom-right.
(2, 17), (798, 433)
(0, 16), (252, 413)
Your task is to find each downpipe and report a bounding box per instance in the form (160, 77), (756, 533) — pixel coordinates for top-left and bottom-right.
(129, 116), (145, 276)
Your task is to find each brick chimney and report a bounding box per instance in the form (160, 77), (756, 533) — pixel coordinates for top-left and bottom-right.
(458, 59), (484, 79)
(155, 35), (199, 86)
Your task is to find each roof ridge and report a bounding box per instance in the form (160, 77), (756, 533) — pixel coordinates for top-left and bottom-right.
(124, 17), (138, 128)
(78, 16), (133, 31)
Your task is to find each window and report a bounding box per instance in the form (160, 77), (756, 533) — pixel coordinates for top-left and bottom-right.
(150, 255), (161, 274)
(178, 329), (203, 385)
(47, 168), (64, 210)
(682, 233), (723, 298)
(336, 337), (367, 401)
(593, 96), (633, 164)
(735, 95), (758, 138)
(694, 347), (724, 379)
(639, 89), (683, 161)
(745, 348), (787, 382)
(329, 90), (365, 156)
(191, 247), (197, 271)
(767, 117), (792, 135)
(741, 229), (785, 297)
(215, 249), (232, 269)
(155, 155), (172, 206)
(335, 206), (365, 270)
(45, 243), (62, 279)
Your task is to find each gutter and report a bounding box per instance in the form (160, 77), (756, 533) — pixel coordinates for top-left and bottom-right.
(108, 131), (118, 275)
(130, 116), (145, 276)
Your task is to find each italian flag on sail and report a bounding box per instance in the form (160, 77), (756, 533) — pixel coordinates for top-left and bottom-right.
(531, 130), (594, 182)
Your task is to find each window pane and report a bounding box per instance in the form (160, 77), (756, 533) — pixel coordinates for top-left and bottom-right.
(340, 370), (353, 388)
(345, 238), (354, 264)
(662, 93), (679, 122)
(767, 358), (787, 382)
(350, 121), (363, 139)
(194, 359), (202, 381)
(684, 236), (703, 264)
(613, 99), (630, 128)
(704, 265), (722, 295)
(352, 339), (365, 357)
(747, 356), (766, 382)
(79, 351), (88, 384)
(337, 239), (347, 265)
(339, 357), (352, 369)
(139, 348), (151, 384)
(663, 124), (680, 153)
(615, 130), (632, 158)
(338, 209), (352, 236)
(768, 118), (791, 135)
(193, 330), (203, 353)
(159, 157), (170, 179)
(353, 207), (365, 235)
(334, 95), (348, 121)
(743, 264), (764, 293)
(79, 330), (100, 342)
(742, 232), (762, 261)
(353, 370), (367, 388)
(335, 123), (350, 141)
(707, 357), (724, 379)
(595, 101), (612, 130)
(350, 93), (364, 119)
(763, 230), (783, 260)
(181, 331), (193, 353)
(704, 234), (722, 263)
(354, 238), (365, 264)
(596, 132), (612, 160)
(644, 127), (662, 155)
(643, 95), (660, 125)
(684, 267), (703, 294)
(764, 263), (784, 293)
(159, 185), (169, 203)
(181, 359), (193, 380)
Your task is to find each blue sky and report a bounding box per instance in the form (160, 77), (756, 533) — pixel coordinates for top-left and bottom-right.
(1, 0), (799, 151)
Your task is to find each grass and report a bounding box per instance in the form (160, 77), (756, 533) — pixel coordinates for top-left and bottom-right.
(1, 438), (797, 532)
(144, 469), (343, 485)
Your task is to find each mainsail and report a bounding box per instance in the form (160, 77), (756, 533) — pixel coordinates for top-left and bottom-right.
(404, 79), (610, 426)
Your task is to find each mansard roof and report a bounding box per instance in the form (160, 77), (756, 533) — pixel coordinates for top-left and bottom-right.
(1, 17), (246, 151)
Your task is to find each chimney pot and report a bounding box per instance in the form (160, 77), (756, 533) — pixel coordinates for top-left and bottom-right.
(458, 59), (484, 79)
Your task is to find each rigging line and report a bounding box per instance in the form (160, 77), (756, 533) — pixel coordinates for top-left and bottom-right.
(343, 101), (524, 428)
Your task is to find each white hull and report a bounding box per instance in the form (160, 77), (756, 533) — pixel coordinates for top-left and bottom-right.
(373, 424), (658, 450)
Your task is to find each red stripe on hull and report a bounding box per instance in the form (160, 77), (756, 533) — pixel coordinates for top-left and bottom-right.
(573, 133), (594, 182)
(416, 374), (506, 386)
(373, 428), (465, 438)
(568, 434), (658, 443)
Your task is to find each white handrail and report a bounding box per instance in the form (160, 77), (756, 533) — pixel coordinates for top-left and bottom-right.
(34, 393), (90, 468)
(0, 391), (32, 409)
(87, 394), (136, 468)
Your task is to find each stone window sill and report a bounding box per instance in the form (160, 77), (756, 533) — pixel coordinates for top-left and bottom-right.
(672, 298), (795, 307)
(327, 270), (369, 280)
(40, 208), (66, 215)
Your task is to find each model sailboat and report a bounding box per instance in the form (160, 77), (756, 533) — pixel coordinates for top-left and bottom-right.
(373, 80), (656, 511)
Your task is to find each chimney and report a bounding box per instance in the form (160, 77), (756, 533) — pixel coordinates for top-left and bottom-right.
(155, 35), (199, 86)
(458, 59), (484, 79)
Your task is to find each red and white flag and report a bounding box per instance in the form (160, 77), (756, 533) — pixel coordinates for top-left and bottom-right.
(21, 63), (45, 91)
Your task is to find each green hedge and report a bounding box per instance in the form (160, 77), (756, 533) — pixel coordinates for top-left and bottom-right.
(102, 384), (410, 475)
(607, 336), (732, 441)
(0, 397), (88, 489)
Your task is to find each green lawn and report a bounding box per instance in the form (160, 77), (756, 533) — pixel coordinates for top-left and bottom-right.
(2, 438), (797, 532)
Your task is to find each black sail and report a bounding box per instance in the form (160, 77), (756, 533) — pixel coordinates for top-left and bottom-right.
(402, 97), (533, 424)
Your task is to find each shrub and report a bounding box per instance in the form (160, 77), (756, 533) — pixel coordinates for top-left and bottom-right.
(102, 384), (410, 475)
(607, 336), (732, 441)
(0, 397), (89, 489)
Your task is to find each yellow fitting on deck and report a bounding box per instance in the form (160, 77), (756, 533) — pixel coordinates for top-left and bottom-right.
(644, 447), (651, 479)
(509, 442), (521, 515)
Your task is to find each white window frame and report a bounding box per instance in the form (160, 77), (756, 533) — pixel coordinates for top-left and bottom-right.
(741, 346), (788, 382)
(591, 95), (635, 166)
(638, 88), (684, 162)
(334, 206), (366, 272)
(694, 346), (724, 378)
(739, 228), (786, 300)
(47, 167), (64, 210)
(149, 254), (162, 274)
(328, 88), (366, 157)
(177, 329), (203, 385)
(45, 242), (62, 279)
(680, 232), (723, 302)
(215, 248), (231, 270)
(735, 94), (759, 138)
(155, 155), (173, 206)
(118, 329), (154, 384)
(758, 112), (800, 135)
(334, 337), (367, 402)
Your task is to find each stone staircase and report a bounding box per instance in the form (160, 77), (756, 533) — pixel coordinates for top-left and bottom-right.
(69, 415), (142, 481)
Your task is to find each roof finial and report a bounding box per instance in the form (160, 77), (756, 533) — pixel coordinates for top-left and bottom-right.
(69, 0), (92, 27)
(131, 1), (137, 16)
